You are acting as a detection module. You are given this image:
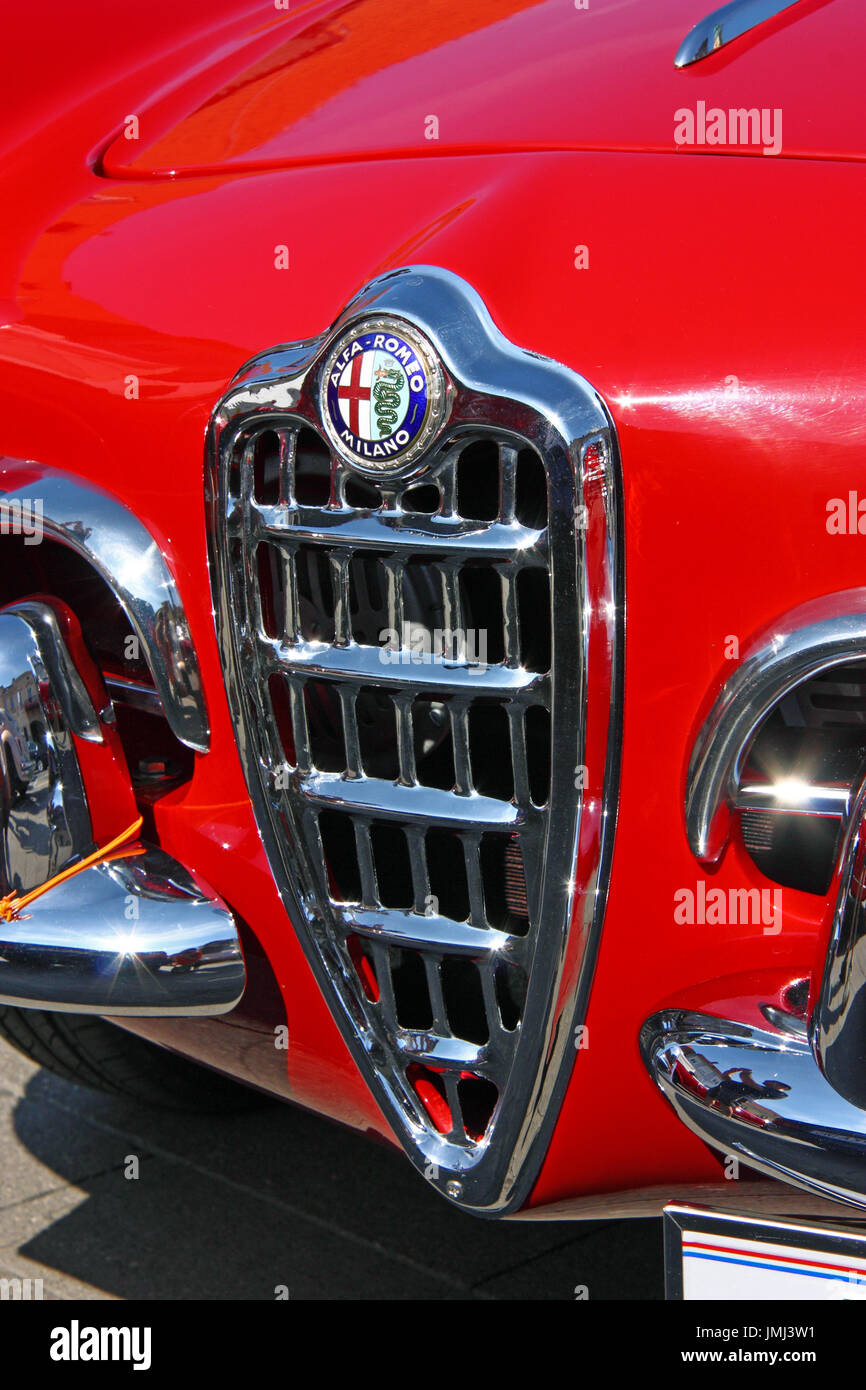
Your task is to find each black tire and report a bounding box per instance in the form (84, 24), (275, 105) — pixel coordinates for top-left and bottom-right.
(0, 1006), (263, 1112)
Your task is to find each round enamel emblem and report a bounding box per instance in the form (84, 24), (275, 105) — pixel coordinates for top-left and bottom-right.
(320, 317), (447, 476)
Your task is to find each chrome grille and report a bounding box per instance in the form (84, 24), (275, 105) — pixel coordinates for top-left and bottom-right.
(243, 426), (548, 1142)
(207, 268), (622, 1212)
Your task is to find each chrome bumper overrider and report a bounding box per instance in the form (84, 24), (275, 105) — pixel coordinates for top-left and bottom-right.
(0, 846), (245, 1015)
(0, 595), (243, 1017)
(641, 1011), (866, 1209)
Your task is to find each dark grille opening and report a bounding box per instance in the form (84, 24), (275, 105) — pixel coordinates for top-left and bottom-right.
(296, 547), (335, 641)
(256, 543), (285, 639)
(319, 810), (362, 902)
(407, 1063), (451, 1133)
(344, 475), (382, 510)
(514, 448), (547, 529)
(413, 696), (455, 789)
(371, 823), (414, 908)
(253, 429), (281, 505)
(349, 552), (387, 646)
(517, 568), (551, 672)
(441, 958), (489, 1043)
(402, 483), (441, 514)
(303, 681), (346, 772)
(480, 833), (529, 934)
(457, 439), (501, 521)
(457, 1075), (498, 1140)
(294, 428), (331, 506)
(267, 674), (295, 763)
(525, 704), (552, 806)
(347, 934), (380, 1002)
(469, 700), (513, 800)
(357, 688), (400, 780)
(741, 811), (841, 896)
(459, 564), (505, 664)
(390, 949), (433, 1029)
(426, 828), (470, 921)
(740, 698), (866, 893)
(228, 453), (241, 498)
(495, 962), (526, 1031)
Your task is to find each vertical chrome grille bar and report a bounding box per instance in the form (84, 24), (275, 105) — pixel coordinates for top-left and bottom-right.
(330, 552), (352, 647)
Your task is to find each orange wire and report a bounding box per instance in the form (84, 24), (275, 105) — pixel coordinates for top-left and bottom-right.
(0, 816), (144, 923)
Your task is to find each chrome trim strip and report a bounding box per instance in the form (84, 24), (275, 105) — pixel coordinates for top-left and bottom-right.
(674, 0), (803, 68)
(686, 590), (866, 864)
(207, 266), (624, 1214)
(641, 1010), (866, 1210)
(0, 461), (209, 752)
(0, 845), (245, 1015)
(815, 769), (866, 1108)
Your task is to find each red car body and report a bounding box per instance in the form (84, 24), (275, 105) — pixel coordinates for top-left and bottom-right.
(1, 0), (865, 1219)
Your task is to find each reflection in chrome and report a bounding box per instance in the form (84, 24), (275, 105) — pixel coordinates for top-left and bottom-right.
(642, 1010), (866, 1209)
(0, 461), (209, 751)
(674, 0), (804, 68)
(736, 779), (850, 820)
(686, 591), (866, 864)
(0, 605), (95, 896)
(0, 846), (244, 1015)
(207, 266), (624, 1213)
(816, 772), (866, 1109)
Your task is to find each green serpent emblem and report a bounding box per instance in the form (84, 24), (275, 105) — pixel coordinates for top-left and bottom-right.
(373, 367), (405, 438)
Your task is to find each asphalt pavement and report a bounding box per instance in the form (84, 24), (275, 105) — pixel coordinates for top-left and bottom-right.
(0, 1037), (663, 1300)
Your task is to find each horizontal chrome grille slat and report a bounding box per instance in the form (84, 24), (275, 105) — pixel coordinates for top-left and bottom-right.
(245, 507), (547, 559)
(393, 1033), (494, 1070)
(299, 771), (525, 828)
(336, 905), (515, 955)
(264, 640), (550, 699)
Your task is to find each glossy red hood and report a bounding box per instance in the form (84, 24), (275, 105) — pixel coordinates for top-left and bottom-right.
(97, 0), (863, 177)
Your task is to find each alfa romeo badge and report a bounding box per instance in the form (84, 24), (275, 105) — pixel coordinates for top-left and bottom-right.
(320, 316), (448, 477)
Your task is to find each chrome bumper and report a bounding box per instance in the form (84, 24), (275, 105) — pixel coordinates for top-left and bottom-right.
(0, 599), (244, 1016)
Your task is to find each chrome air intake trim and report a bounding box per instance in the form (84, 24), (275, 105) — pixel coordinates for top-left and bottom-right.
(0, 460), (209, 752)
(206, 266), (623, 1214)
(686, 591), (866, 865)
